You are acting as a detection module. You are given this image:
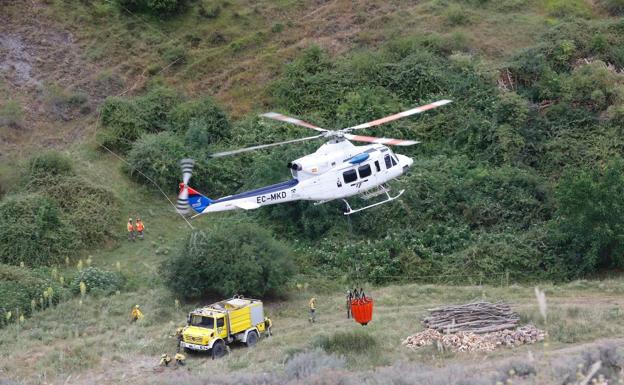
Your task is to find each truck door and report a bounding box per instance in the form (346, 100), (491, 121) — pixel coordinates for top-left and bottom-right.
(216, 317), (227, 338)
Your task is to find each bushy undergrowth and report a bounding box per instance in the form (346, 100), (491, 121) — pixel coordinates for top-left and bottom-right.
(25, 175), (119, 247)
(0, 151), (119, 267)
(115, 0), (184, 15)
(552, 160), (624, 274)
(116, 18), (624, 284)
(25, 151), (74, 179)
(70, 267), (124, 295)
(0, 193), (79, 267)
(161, 223), (295, 298)
(0, 264), (69, 326)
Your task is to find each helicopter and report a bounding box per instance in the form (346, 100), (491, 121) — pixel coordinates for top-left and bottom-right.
(176, 99), (451, 216)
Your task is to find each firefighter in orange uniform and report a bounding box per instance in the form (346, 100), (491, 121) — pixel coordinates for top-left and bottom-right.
(135, 217), (145, 240)
(127, 218), (135, 241)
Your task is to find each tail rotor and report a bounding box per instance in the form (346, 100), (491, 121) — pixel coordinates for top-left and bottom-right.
(176, 159), (195, 215)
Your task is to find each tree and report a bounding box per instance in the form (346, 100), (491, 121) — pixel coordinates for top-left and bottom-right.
(554, 160), (624, 274)
(162, 223), (295, 299)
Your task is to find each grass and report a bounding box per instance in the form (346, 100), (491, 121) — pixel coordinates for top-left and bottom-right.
(3, 263), (624, 384)
(3, 146), (624, 384)
(1, 146), (624, 384)
(2, 1), (624, 384)
(9, 0), (589, 120)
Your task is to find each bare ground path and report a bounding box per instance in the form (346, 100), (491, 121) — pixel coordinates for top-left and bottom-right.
(0, 1), (126, 157)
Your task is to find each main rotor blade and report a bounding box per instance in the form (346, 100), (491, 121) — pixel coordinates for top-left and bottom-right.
(343, 133), (420, 146)
(261, 112), (327, 132)
(209, 134), (325, 158)
(343, 100), (452, 132)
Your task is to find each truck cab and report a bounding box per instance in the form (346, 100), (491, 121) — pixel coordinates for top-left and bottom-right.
(180, 297), (266, 357)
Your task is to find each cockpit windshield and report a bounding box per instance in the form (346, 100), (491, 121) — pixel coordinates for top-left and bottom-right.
(190, 314), (214, 328)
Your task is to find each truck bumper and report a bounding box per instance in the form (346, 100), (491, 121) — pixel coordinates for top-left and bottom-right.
(180, 341), (211, 351)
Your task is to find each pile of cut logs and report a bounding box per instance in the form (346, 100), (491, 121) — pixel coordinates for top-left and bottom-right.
(402, 301), (546, 352)
(423, 301), (520, 334)
(402, 324), (545, 352)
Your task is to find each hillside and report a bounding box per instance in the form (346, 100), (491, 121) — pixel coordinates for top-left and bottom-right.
(1, 0), (624, 384)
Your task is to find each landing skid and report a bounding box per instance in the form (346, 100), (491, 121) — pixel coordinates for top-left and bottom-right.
(342, 188), (405, 215)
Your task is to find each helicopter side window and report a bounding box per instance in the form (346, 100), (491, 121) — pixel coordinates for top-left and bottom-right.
(374, 161), (380, 172)
(358, 164), (372, 178)
(343, 169), (357, 183)
(391, 156), (398, 166)
(384, 154), (392, 169)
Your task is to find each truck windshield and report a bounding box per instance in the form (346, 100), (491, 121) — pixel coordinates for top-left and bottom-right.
(190, 315), (214, 328)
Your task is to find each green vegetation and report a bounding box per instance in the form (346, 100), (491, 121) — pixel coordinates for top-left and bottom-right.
(0, 264), (69, 326)
(601, 0), (624, 15)
(0, 99), (23, 127)
(314, 330), (379, 355)
(70, 267), (124, 295)
(25, 151), (75, 179)
(89, 14), (624, 285)
(0, 194), (79, 267)
(0, 151), (119, 267)
(115, 0), (185, 15)
(553, 161), (624, 274)
(2, 0), (624, 381)
(162, 223), (295, 298)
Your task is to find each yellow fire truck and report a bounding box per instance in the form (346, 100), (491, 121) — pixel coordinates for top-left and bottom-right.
(180, 297), (266, 357)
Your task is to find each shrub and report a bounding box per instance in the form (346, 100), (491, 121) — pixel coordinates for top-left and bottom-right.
(124, 132), (187, 194)
(116, 0), (184, 15)
(146, 0), (180, 13)
(161, 223), (295, 298)
(25, 175), (120, 247)
(271, 23), (284, 33)
(198, 3), (220, 18)
(172, 96), (230, 136)
(70, 267), (124, 295)
(0, 264), (69, 326)
(284, 350), (346, 380)
(0, 193), (79, 267)
(444, 4), (470, 26)
(492, 124), (525, 164)
(314, 330), (378, 355)
(552, 160), (624, 275)
(0, 99), (22, 127)
(135, 86), (183, 132)
(563, 61), (624, 112)
(98, 86), (183, 152)
(98, 96), (147, 152)
(546, 0), (592, 18)
(25, 151), (74, 179)
(601, 0), (624, 15)
(159, 44), (187, 67)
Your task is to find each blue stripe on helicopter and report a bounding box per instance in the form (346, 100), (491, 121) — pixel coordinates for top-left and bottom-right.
(211, 179), (299, 204)
(348, 153), (369, 164)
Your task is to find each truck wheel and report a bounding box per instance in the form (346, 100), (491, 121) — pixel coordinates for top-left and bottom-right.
(212, 341), (226, 359)
(245, 331), (258, 347)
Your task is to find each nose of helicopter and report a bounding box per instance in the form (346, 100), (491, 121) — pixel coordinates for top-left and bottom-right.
(398, 154), (413, 167)
(397, 154), (413, 174)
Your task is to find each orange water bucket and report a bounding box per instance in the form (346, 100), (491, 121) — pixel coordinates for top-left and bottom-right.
(350, 296), (373, 325)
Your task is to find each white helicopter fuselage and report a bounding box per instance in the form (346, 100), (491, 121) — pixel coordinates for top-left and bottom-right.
(197, 140), (413, 214)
